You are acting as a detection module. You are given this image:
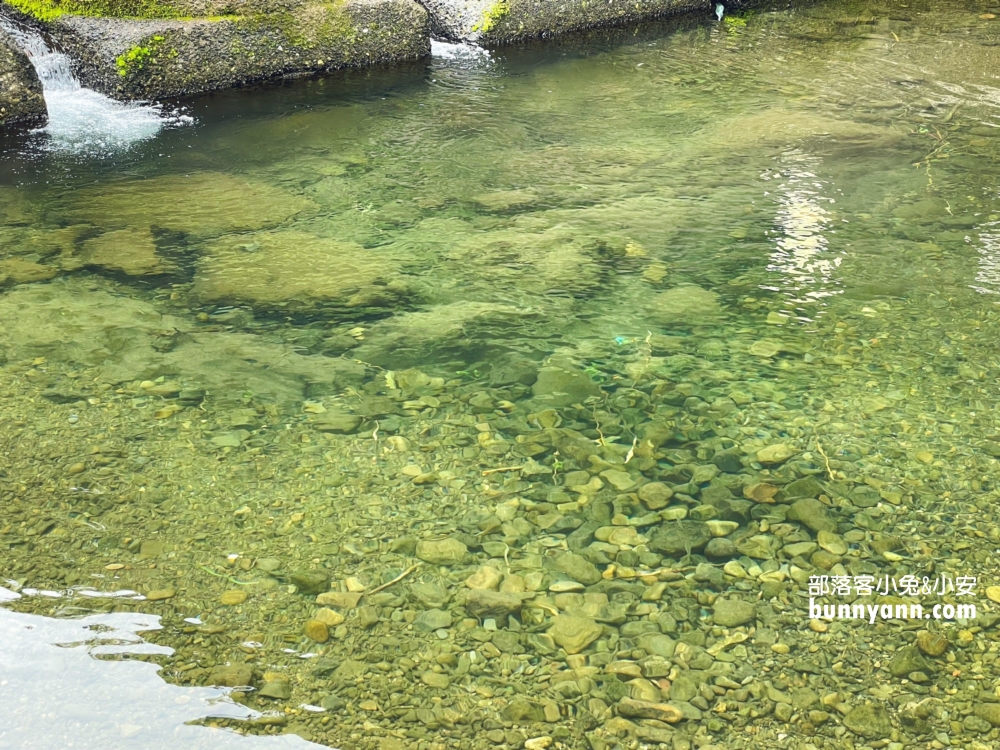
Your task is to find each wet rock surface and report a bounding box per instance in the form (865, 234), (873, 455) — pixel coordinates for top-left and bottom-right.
(0, 27), (45, 127)
(421, 0), (723, 47)
(9, 0), (429, 100)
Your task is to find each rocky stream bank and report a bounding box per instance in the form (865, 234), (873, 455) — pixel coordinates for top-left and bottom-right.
(0, 0), (752, 113)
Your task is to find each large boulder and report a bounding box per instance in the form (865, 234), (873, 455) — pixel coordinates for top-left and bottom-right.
(193, 230), (411, 315)
(650, 284), (723, 326)
(0, 279), (366, 405)
(65, 172), (317, 237)
(350, 301), (535, 369)
(0, 28), (46, 127)
(531, 356), (601, 407)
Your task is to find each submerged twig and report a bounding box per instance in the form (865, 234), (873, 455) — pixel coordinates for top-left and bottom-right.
(482, 466), (523, 476)
(365, 563), (421, 596)
(199, 565), (254, 585)
(624, 436), (638, 464)
(814, 434), (835, 481)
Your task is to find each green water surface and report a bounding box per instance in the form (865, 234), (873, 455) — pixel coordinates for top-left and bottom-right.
(4, 1), (1000, 748)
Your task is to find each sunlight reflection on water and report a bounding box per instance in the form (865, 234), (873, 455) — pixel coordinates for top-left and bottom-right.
(0, 587), (326, 750)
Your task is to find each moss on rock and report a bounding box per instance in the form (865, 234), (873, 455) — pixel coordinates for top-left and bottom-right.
(28, 0), (429, 99)
(65, 172), (317, 237)
(471, 0), (508, 33)
(5, 0), (186, 21)
(115, 34), (166, 76)
(193, 230), (411, 314)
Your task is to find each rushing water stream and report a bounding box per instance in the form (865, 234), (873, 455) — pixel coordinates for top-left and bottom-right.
(4, 0), (1000, 748)
(0, 15), (187, 153)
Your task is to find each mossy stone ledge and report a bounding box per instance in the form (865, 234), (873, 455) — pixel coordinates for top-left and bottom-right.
(1, 0), (430, 99)
(419, 0), (751, 46)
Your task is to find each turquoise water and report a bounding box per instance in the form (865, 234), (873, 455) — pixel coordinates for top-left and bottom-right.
(3, 1), (1000, 747)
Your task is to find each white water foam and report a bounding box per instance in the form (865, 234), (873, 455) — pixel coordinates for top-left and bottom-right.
(431, 38), (491, 60)
(0, 15), (191, 153)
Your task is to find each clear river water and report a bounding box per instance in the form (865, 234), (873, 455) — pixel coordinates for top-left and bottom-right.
(4, 1), (1000, 748)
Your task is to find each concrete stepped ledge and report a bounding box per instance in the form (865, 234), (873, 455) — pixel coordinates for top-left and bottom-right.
(2, 0), (429, 99)
(418, 0), (748, 46)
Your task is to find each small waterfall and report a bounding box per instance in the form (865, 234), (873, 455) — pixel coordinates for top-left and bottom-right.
(0, 15), (191, 153)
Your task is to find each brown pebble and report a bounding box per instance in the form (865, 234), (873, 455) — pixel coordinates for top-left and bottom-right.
(617, 697), (683, 723)
(916, 631), (948, 657)
(314, 607), (345, 627)
(146, 588), (176, 601)
(220, 590), (248, 606)
(316, 591), (363, 608)
(66, 462), (86, 475)
(304, 619), (329, 642)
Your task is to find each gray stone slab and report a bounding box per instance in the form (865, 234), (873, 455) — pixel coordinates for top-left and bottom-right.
(5, 0), (429, 99)
(420, 0), (724, 46)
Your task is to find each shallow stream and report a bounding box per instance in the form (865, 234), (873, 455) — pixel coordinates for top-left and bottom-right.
(5, 1), (1000, 748)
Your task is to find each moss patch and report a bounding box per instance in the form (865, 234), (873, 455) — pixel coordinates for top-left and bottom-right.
(2, 0), (240, 20)
(472, 0), (508, 34)
(259, 0), (355, 51)
(723, 14), (749, 33)
(116, 34), (163, 76)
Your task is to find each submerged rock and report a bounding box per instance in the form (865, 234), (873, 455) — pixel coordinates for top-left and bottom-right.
(786, 498), (837, 534)
(415, 538), (469, 565)
(0, 259), (57, 287)
(648, 521), (712, 557)
(194, 230), (409, 314)
(352, 301), (534, 368)
(444, 228), (606, 297)
(66, 173), (317, 237)
(712, 598), (756, 627)
(549, 615), (602, 654)
(842, 703), (893, 739)
(649, 285), (722, 326)
(532, 357), (601, 407)
(76, 228), (175, 277)
(0, 280), (365, 405)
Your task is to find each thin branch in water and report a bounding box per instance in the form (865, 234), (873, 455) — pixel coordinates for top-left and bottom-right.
(365, 563), (422, 596)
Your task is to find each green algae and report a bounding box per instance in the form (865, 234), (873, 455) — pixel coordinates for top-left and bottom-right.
(723, 14), (747, 33)
(472, 0), (509, 34)
(115, 34), (164, 76)
(4, 0), (185, 20)
(3, 0), (240, 21)
(260, 0), (356, 51)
